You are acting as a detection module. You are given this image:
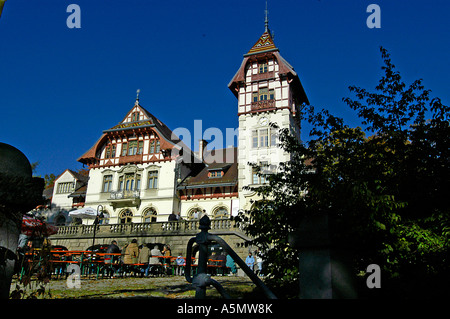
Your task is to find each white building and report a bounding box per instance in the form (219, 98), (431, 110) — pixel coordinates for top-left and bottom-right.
(228, 22), (308, 211)
(38, 169), (88, 225)
(49, 19), (308, 226)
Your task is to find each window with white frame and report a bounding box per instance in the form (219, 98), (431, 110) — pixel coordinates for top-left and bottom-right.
(142, 207), (157, 223)
(127, 140), (143, 156)
(252, 88), (275, 102)
(270, 128), (277, 147)
(260, 129), (268, 147)
(212, 206), (229, 219)
(188, 207), (203, 220)
(147, 171), (158, 189)
(252, 129), (273, 148)
(119, 209), (133, 224)
(252, 161), (269, 185)
(149, 139), (160, 154)
(118, 173), (141, 191)
(102, 175), (112, 192)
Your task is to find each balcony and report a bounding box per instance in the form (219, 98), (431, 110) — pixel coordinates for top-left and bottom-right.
(108, 190), (141, 207)
(251, 99), (275, 112)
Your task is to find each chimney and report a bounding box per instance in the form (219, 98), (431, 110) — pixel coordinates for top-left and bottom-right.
(199, 139), (208, 161)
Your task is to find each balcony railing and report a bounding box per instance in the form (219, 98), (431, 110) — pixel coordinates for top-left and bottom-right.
(53, 219), (245, 238)
(251, 99), (275, 111)
(109, 190), (140, 200)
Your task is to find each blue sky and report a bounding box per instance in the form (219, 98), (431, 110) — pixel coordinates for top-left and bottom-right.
(1, 0), (449, 178)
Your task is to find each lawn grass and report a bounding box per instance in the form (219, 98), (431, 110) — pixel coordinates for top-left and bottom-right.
(11, 276), (257, 299)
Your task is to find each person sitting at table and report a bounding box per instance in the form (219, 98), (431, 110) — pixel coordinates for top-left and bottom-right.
(216, 251), (227, 275)
(105, 240), (120, 264)
(104, 240), (121, 277)
(208, 252), (216, 265)
(124, 239), (139, 265)
(138, 243), (151, 277)
(162, 244), (171, 261)
(149, 244), (162, 276)
(149, 244), (162, 265)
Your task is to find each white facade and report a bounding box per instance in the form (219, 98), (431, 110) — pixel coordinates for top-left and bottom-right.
(237, 109), (296, 210)
(41, 169), (88, 225)
(230, 30), (307, 211)
(52, 170), (80, 210)
(84, 161), (179, 224)
(49, 25), (308, 226)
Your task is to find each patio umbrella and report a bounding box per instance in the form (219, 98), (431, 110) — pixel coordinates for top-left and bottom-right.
(69, 207), (109, 219)
(21, 215), (58, 237)
(69, 206), (108, 247)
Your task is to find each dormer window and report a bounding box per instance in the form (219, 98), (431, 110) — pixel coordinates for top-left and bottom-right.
(209, 171), (223, 178)
(207, 164), (231, 178)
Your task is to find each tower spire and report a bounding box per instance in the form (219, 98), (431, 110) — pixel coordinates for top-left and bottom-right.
(264, 1), (269, 33)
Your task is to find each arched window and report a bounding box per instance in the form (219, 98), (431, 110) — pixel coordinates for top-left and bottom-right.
(142, 207), (157, 223)
(212, 206), (229, 219)
(119, 209), (133, 224)
(187, 207), (204, 220)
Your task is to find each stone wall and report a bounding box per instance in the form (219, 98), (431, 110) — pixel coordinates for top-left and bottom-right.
(49, 220), (253, 261)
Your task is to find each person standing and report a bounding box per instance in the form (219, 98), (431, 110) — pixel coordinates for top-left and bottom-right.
(226, 253), (237, 276)
(255, 248), (264, 277)
(245, 252), (255, 271)
(168, 212), (177, 222)
(175, 253), (185, 276)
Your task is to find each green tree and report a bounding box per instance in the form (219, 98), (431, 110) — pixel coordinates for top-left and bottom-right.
(44, 174), (56, 188)
(238, 47), (449, 298)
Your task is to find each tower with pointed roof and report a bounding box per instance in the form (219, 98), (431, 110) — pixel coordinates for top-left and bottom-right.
(228, 10), (309, 210)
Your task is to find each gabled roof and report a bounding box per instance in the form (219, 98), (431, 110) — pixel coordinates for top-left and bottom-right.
(245, 30), (278, 56)
(228, 31), (309, 105)
(54, 168), (89, 184)
(78, 100), (191, 164)
(103, 101), (180, 144)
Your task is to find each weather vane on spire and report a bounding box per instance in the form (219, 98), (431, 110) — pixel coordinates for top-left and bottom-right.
(136, 89), (140, 101)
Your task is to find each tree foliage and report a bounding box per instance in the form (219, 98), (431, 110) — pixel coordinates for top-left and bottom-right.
(237, 47), (449, 298)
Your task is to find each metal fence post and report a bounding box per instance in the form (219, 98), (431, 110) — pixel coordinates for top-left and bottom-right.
(194, 215), (210, 298)
(184, 215), (277, 299)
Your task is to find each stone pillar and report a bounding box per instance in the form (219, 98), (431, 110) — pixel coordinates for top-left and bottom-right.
(289, 213), (357, 299)
(0, 143), (44, 299)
